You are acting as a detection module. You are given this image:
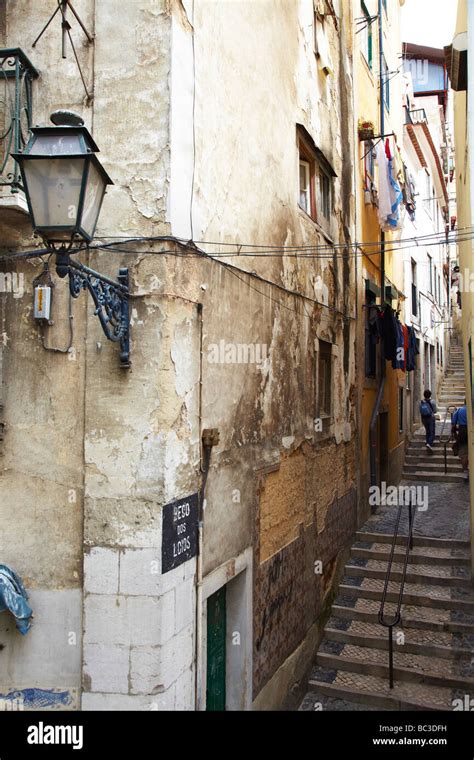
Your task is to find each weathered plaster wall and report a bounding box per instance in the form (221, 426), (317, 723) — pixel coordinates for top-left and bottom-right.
(0, 0), (175, 708)
(0, 0), (358, 711)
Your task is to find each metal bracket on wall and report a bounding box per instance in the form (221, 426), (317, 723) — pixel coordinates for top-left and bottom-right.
(32, 0), (94, 103)
(55, 252), (131, 369)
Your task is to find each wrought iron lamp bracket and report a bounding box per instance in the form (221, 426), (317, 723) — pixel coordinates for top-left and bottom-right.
(55, 250), (130, 368)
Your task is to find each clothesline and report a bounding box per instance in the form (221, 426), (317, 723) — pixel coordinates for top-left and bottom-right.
(367, 302), (419, 372)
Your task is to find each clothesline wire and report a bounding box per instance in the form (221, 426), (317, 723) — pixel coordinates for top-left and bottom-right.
(0, 226), (472, 266)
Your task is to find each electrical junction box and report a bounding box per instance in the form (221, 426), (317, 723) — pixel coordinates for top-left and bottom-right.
(34, 285), (52, 321)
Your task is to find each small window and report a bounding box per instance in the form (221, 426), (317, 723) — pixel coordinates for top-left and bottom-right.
(297, 126), (335, 230)
(319, 168), (331, 220)
(360, 1), (373, 69)
(411, 259), (418, 317)
(365, 285), (377, 378)
(364, 140), (375, 185)
(299, 160), (311, 215)
(318, 340), (332, 417)
(438, 273), (441, 304)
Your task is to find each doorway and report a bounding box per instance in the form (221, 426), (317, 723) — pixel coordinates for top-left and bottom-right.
(206, 585), (226, 711)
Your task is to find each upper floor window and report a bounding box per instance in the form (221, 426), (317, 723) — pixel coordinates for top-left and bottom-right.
(360, 1), (373, 69)
(411, 259), (418, 317)
(297, 124), (336, 233)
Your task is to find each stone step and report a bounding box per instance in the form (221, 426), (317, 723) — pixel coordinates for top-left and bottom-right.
(324, 624), (473, 661)
(316, 648), (474, 691)
(405, 453), (459, 463)
(338, 581), (474, 611)
(403, 462), (462, 473)
(308, 671), (451, 710)
(408, 441), (452, 448)
(331, 603), (474, 632)
(401, 470), (466, 483)
(351, 544), (470, 566)
(345, 563), (470, 587)
(355, 531), (470, 550)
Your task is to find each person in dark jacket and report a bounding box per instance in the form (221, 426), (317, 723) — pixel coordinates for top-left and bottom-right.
(452, 401), (469, 482)
(420, 389), (437, 450)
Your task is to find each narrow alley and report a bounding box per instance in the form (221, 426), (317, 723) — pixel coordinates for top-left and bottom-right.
(301, 344), (472, 710)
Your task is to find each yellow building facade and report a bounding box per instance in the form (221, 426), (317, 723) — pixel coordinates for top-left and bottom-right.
(354, 0), (408, 516)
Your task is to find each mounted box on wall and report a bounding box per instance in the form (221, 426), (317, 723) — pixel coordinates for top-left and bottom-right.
(33, 285), (52, 322)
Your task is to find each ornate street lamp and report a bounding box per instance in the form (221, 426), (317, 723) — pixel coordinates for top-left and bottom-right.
(12, 110), (130, 368)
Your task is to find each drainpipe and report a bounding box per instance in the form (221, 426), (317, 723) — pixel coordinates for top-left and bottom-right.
(369, 0), (386, 499)
(195, 423), (220, 710)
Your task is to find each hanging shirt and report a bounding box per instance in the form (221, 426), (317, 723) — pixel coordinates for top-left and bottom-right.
(386, 158), (403, 230)
(406, 326), (419, 371)
(376, 141), (392, 230)
(392, 319), (405, 370)
(402, 324), (409, 372)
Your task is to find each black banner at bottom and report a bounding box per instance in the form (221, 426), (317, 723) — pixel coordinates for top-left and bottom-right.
(0, 710), (474, 757)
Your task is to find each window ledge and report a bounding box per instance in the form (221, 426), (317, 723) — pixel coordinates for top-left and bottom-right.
(298, 207), (334, 244)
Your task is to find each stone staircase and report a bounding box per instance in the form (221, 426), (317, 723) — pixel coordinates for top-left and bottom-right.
(402, 345), (466, 483)
(304, 531), (474, 710)
(300, 345), (474, 712)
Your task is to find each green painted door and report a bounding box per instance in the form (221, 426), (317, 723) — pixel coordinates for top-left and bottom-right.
(206, 585), (226, 711)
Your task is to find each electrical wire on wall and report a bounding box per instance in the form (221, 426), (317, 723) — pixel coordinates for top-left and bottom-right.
(33, 261), (74, 354)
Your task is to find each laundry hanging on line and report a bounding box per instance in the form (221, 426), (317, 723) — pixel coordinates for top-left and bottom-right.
(375, 138), (404, 231)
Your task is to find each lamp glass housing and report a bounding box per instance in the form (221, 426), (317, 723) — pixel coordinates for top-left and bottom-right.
(13, 123), (113, 245)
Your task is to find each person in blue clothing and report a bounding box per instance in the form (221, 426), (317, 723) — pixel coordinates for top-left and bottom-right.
(420, 389), (437, 451)
(452, 401), (469, 482)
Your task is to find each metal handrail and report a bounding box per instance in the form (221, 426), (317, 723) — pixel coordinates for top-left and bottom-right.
(378, 497), (416, 689)
(439, 405), (458, 474)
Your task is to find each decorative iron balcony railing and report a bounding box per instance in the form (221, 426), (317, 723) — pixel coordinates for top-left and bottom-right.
(0, 48), (39, 194)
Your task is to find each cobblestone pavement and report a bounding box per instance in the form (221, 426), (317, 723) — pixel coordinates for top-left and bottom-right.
(360, 480), (470, 542)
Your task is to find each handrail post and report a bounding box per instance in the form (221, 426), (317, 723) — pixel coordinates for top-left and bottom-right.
(389, 626), (394, 689)
(444, 441), (448, 474)
(408, 498), (413, 550)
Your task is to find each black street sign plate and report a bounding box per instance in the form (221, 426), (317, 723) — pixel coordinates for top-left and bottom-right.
(161, 493), (199, 573)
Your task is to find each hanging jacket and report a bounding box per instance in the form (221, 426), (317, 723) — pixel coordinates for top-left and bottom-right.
(392, 319), (405, 369)
(379, 305), (398, 362)
(406, 326), (419, 371)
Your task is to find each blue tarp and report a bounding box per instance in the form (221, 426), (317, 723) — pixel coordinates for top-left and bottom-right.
(0, 564), (33, 635)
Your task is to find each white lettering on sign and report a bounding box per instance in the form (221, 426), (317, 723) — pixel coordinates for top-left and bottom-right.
(173, 502), (190, 521)
(173, 537), (191, 557)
